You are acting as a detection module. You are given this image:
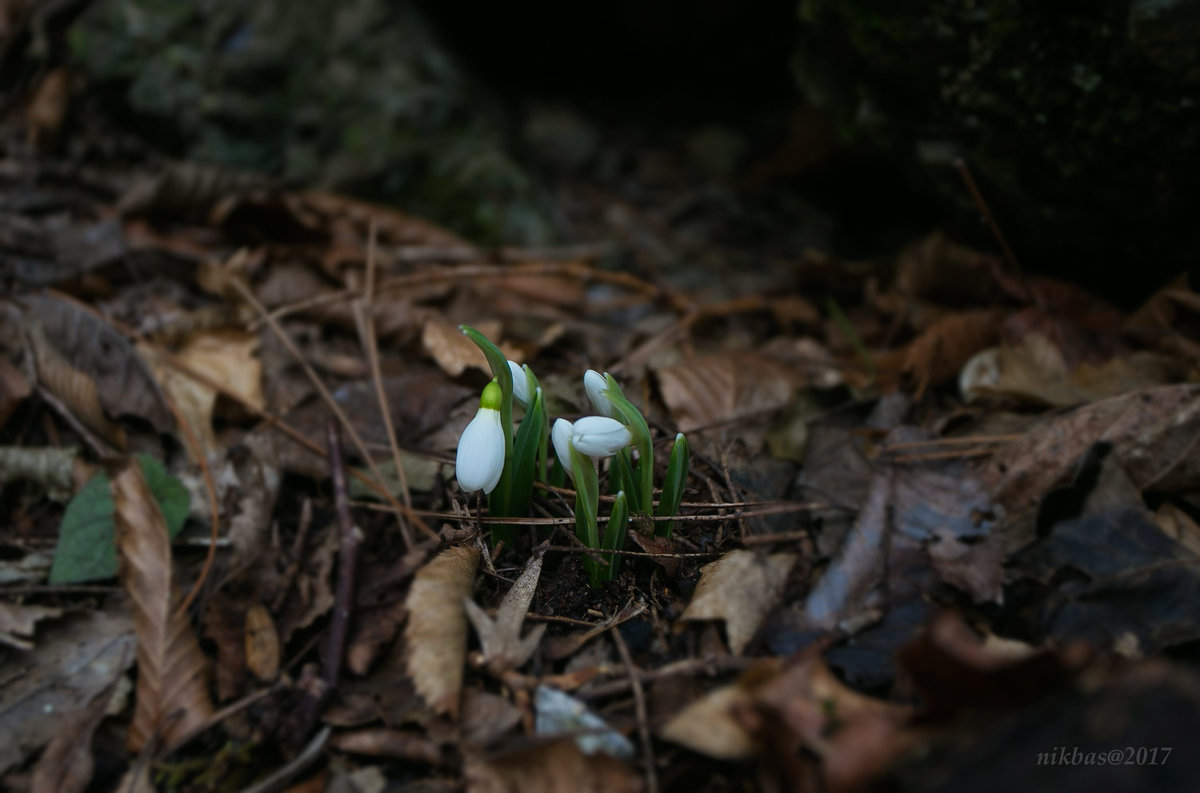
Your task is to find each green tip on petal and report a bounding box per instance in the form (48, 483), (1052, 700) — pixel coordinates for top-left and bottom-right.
(480, 380), (503, 411)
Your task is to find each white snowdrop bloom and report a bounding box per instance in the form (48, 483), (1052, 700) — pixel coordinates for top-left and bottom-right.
(552, 418), (575, 480)
(456, 381), (505, 494)
(584, 369), (615, 418)
(508, 360), (531, 407)
(571, 416), (633, 458)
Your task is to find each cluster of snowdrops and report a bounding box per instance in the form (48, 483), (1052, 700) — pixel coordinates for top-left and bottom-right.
(454, 326), (689, 586)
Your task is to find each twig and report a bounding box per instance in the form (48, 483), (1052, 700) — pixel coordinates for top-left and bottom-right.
(355, 221), (414, 547)
(236, 727), (330, 793)
(611, 627), (658, 793)
(230, 277), (436, 544)
(954, 158), (1035, 305)
(324, 420), (360, 691)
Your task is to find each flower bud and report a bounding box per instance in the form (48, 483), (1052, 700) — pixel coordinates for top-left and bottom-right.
(456, 382), (505, 493)
(570, 416), (633, 458)
(552, 418), (575, 480)
(584, 369), (615, 418)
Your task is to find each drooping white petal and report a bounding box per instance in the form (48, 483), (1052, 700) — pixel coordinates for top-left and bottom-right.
(508, 360), (530, 407)
(570, 416), (633, 458)
(456, 407), (505, 493)
(584, 369), (615, 418)
(552, 418), (575, 480)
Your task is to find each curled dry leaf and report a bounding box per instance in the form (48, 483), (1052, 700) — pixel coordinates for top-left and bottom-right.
(464, 552), (546, 675)
(681, 550), (797, 654)
(464, 739), (643, 793)
(405, 544), (479, 717)
(112, 461), (214, 752)
(656, 351), (798, 433)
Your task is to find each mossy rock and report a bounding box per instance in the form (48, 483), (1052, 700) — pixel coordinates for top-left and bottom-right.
(69, 0), (554, 244)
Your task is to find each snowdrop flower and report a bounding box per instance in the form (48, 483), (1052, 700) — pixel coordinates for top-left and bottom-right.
(508, 360), (531, 407)
(552, 418), (575, 479)
(456, 381), (505, 494)
(571, 416), (633, 458)
(584, 369), (615, 418)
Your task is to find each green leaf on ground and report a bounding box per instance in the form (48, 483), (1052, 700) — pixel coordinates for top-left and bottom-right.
(49, 455), (189, 584)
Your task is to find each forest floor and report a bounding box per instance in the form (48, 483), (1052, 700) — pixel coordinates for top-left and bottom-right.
(4, 42), (1200, 793)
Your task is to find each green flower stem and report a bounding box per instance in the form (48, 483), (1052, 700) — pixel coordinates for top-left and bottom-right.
(510, 387), (545, 518)
(461, 325), (515, 544)
(569, 443), (603, 587)
(657, 433), (689, 539)
(602, 490), (629, 581)
(602, 374), (655, 515)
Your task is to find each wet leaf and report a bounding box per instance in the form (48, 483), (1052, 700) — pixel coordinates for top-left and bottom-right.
(113, 461), (214, 752)
(405, 544), (479, 717)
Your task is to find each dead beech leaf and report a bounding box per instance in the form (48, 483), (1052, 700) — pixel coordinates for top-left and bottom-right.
(880, 309), (1001, 397)
(981, 384), (1200, 552)
(26, 67), (71, 148)
(244, 604), (280, 682)
(112, 461), (214, 752)
(462, 689), (523, 747)
(681, 550), (797, 654)
(422, 318), (518, 377)
(327, 728), (441, 764)
(464, 739), (642, 793)
(18, 295), (172, 433)
(144, 330), (263, 459)
(0, 602), (63, 651)
(23, 319), (126, 450)
(659, 659), (783, 760)
(751, 655), (916, 793)
(0, 608), (135, 776)
(961, 334), (1176, 407)
(464, 553), (546, 675)
(405, 544), (479, 717)
(656, 351), (797, 433)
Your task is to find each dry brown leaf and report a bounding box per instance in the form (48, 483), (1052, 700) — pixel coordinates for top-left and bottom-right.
(681, 550), (797, 654)
(327, 728), (441, 764)
(981, 384), (1200, 552)
(144, 330), (263, 460)
(244, 604), (280, 682)
(1154, 502), (1200, 557)
(19, 295), (172, 433)
(962, 331), (1177, 407)
(464, 553), (546, 675)
(346, 599), (407, 676)
(659, 683), (759, 760)
(26, 67), (71, 148)
(462, 689), (523, 748)
(751, 655), (916, 793)
(0, 602), (62, 651)
(298, 190), (468, 248)
(656, 351), (797, 433)
(23, 319), (126, 450)
(464, 739), (642, 793)
(405, 544), (479, 717)
(0, 608), (135, 776)
(880, 309), (1002, 397)
(422, 318), (519, 377)
(112, 461), (214, 752)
